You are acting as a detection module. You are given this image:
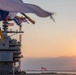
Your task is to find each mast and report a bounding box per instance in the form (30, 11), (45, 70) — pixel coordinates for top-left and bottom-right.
(0, 19), (24, 74)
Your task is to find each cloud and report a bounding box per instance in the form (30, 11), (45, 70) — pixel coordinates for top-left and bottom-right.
(21, 56), (76, 70)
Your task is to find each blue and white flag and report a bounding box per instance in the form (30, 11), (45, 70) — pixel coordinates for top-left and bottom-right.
(0, 0), (54, 20)
(14, 17), (21, 26)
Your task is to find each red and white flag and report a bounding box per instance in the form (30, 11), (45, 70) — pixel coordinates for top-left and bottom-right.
(41, 67), (47, 71)
(8, 23), (14, 26)
(19, 18), (29, 24)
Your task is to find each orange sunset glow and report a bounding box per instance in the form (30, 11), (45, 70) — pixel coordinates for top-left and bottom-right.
(21, 0), (76, 59)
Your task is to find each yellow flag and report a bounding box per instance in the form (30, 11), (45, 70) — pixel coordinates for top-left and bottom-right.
(0, 28), (4, 45)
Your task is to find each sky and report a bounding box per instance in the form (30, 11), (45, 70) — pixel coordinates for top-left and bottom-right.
(19, 0), (76, 70)
(21, 0), (76, 57)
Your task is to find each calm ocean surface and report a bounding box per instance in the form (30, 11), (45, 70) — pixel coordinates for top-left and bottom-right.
(26, 70), (76, 74)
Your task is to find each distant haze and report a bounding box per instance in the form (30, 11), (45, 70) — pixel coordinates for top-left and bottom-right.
(21, 56), (76, 70)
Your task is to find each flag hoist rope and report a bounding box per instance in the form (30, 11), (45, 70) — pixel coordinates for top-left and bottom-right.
(18, 26), (22, 72)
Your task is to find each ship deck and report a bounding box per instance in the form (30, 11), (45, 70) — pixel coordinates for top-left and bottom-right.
(0, 73), (76, 75)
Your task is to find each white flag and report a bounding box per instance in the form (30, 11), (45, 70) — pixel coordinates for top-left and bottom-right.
(0, 0), (54, 20)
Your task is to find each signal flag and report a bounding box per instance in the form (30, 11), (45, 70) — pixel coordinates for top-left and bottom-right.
(41, 67), (47, 71)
